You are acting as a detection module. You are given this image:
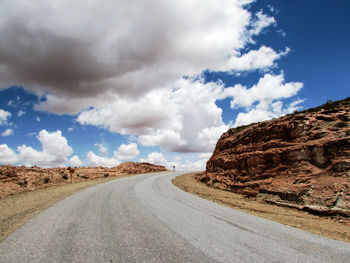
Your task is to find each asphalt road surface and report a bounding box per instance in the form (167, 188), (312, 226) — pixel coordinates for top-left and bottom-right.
(1, 172), (350, 262)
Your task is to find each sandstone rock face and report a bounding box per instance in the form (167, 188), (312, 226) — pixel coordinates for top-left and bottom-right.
(199, 98), (350, 217)
(0, 162), (167, 198)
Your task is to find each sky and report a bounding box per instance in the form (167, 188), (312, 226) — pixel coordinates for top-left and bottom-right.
(0, 0), (349, 170)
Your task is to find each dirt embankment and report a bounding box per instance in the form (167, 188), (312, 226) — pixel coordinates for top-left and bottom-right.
(0, 162), (167, 198)
(199, 97), (350, 218)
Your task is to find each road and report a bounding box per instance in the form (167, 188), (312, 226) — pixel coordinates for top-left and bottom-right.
(1, 172), (350, 262)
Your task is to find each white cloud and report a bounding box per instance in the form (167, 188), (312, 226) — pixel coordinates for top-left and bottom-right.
(228, 73), (303, 108)
(2, 128), (14, 137)
(0, 109), (11, 125)
(17, 130), (73, 167)
(197, 125), (229, 149)
(0, 144), (17, 164)
(229, 74), (303, 127)
(78, 78), (229, 153)
(35, 116), (40, 122)
(198, 152), (212, 159)
(139, 152), (168, 166)
(78, 74), (302, 153)
(86, 151), (120, 167)
(174, 159), (207, 171)
(0, 1), (304, 166)
(17, 110), (25, 117)
(0, 130), (74, 167)
(225, 46), (289, 72)
(234, 99), (304, 127)
(173, 156), (182, 162)
(69, 155), (84, 166)
(0, 0), (286, 115)
(114, 143), (140, 160)
(138, 130), (186, 150)
(250, 11), (276, 36)
(95, 143), (109, 155)
(140, 151), (208, 171)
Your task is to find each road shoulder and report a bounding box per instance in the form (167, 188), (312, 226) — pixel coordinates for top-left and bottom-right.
(0, 175), (133, 242)
(172, 172), (350, 243)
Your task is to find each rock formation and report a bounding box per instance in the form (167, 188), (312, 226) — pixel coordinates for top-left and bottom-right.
(199, 98), (350, 217)
(115, 161), (167, 174)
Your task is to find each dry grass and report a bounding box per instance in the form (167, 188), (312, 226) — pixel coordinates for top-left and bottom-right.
(172, 172), (350, 243)
(0, 175), (134, 242)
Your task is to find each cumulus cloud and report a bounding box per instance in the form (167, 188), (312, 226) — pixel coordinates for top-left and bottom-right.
(78, 78), (228, 153)
(86, 151), (120, 167)
(140, 151), (207, 171)
(78, 73), (302, 153)
(0, 0), (303, 164)
(95, 143), (109, 155)
(0, 130), (74, 167)
(69, 155), (84, 166)
(114, 143), (140, 160)
(0, 0), (282, 114)
(228, 73), (303, 108)
(234, 99), (303, 127)
(0, 144), (17, 164)
(197, 125), (229, 148)
(2, 128), (14, 137)
(174, 159), (207, 171)
(230, 73), (304, 127)
(139, 152), (168, 166)
(86, 143), (139, 166)
(0, 109), (11, 125)
(138, 130), (186, 150)
(225, 46), (289, 72)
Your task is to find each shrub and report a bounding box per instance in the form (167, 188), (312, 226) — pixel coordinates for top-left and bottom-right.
(43, 177), (50, 184)
(17, 180), (28, 187)
(62, 174), (68, 180)
(337, 121), (348, 128)
(104, 173), (109, 177)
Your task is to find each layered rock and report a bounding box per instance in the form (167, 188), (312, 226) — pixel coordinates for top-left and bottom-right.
(199, 98), (350, 217)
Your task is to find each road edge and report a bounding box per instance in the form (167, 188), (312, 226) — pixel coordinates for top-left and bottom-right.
(172, 172), (350, 243)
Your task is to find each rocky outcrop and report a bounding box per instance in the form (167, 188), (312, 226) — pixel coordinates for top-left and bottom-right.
(199, 98), (350, 217)
(0, 162), (167, 198)
(114, 161), (167, 174)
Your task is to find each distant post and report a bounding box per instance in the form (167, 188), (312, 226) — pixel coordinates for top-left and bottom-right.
(67, 166), (75, 184)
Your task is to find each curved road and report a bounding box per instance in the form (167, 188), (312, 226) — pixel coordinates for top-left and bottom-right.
(1, 172), (350, 262)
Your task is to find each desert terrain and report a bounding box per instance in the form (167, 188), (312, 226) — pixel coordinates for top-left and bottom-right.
(0, 162), (167, 241)
(0, 161), (167, 198)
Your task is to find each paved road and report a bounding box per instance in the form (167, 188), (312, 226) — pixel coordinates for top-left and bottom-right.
(1, 172), (350, 262)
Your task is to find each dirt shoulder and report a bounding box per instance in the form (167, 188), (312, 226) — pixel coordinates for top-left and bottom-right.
(0, 174), (134, 242)
(172, 172), (350, 243)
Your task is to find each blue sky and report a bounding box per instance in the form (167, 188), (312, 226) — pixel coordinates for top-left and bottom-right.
(0, 0), (349, 170)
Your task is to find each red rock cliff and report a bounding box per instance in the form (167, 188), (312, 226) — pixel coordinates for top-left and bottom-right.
(199, 98), (350, 216)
